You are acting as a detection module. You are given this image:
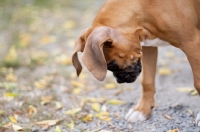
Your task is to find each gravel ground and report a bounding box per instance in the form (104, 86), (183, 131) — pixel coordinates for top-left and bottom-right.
(0, 1), (200, 132)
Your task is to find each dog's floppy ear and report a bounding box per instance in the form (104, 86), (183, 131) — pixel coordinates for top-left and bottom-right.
(72, 29), (88, 76)
(82, 28), (111, 81)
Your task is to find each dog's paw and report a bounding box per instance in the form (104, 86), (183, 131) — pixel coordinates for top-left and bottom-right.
(125, 108), (147, 123)
(196, 112), (200, 127)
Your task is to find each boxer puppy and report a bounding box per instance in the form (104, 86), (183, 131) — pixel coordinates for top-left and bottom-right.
(72, 0), (200, 126)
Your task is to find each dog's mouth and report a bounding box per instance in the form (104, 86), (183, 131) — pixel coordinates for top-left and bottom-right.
(107, 59), (142, 83)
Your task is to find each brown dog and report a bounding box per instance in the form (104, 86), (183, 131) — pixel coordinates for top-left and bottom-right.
(72, 0), (200, 126)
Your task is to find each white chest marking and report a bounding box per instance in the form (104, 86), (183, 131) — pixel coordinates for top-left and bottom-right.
(140, 38), (170, 47)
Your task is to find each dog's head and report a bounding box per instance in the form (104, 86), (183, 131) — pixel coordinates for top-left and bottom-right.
(72, 26), (143, 83)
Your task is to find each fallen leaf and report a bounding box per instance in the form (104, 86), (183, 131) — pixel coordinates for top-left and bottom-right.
(164, 114), (173, 120)
(165, 52), (175, 59)
(98, 116), (112, 121)
(55, 102), (63, 110)
(55, 125), (62, 132)
(6, 73), (17, 82)
(114, 89), (123, 96)
(9, 115), (18, 123)
(5, 46), (18, 64)
(176, 87), (194, 92)
(85, 97), (107, 103)
(36, 120), (60, 126)
(55, 54), (71, 65)
(190, 90), (198, 96)
(82, 114), (93, 122)
(104, 83), (116, 89)
(91, 103), (101, 112)
(71, 81), (84, 88)
(67, 120), (75, 130)
(4, 93), (18, 100)
(34, 79), (48, 89)
(19, 33), (31, 48)
(0, 110), (5, 115)
(73, 88), (81, 95)
(167, 128), (179, 132)
(107, 99), (126, 105)
(12, 124), (23, 131)
(41, 35), (55, 44)
(94, 112), (110, 118)
(186, 109), (194, 116)
(41, 96), (53, 105)
(64, 20), (76, 29)
(29, 105), (37, 117)
(64, 108), (81, 115)
(158, 68), (172, 75)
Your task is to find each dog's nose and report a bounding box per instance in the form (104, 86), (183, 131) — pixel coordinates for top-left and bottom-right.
(107, 61), (119, 71)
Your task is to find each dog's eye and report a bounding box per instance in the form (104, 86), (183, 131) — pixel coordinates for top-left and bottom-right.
(103, 40), (112, 48)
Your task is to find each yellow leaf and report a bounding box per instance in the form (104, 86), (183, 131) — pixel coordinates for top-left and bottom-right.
(55, 126), (62, 132)
(41, 35), (55, 44)
(94, 112), (110, 118)
(82, 114), (93, 122)
(31, 51), (48, 65)
(55, 54), (71, 65)
(79, 73), (88, 79)
(158, 68), (172, 75)
(73, 88), (81, 95)
(12, 124), (23, 131)
(107, 99), (126, 105)
(91, 103), (101, 112)
(167, 129), (179, 132)
(64, 108), (81, 115)
(34, 79), (48, 89)
(190, 90), (198, 96)
(29, 105), (37, 117)
(0, 110), (5, 115)
(71, 81), (84, 88)
(104, 83), (116, 89)
(85, 97), (107, 103)
(176, 87), (194, 92)
(67, 120), (75, 130)
(41, 96), (53, 105)
(19, 33), (31, 47)
(5, 46), (18, 63)
(6, 73), (17, 82)
(36, 120), (60, 126)
(165, 52), (175, 59)
(4, 93), (18, 100)
(98, 116), (112, 121)
(55, 102), (63, 110)
(64, 20), (76, 29)
(164, 114), (173, 120)
(9, 116), (18, 123)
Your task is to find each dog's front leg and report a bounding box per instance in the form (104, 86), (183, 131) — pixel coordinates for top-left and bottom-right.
(125, 46), (157, 122)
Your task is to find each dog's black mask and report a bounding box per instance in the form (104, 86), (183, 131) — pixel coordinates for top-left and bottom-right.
(107, 59), (142, 83)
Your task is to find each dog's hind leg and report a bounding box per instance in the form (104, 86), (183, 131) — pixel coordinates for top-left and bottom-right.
(125, 46), (157, 122)
(180, 29), (200, 127)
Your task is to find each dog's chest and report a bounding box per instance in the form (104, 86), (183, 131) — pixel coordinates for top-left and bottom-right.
(140, 38), (170, 47)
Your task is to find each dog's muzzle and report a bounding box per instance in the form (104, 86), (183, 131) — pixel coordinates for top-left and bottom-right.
(107, 59), (142, 83)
